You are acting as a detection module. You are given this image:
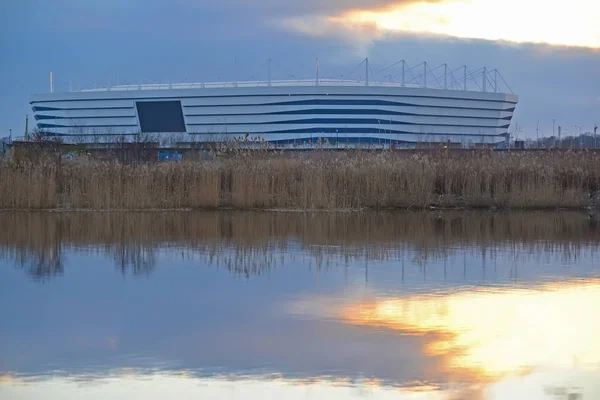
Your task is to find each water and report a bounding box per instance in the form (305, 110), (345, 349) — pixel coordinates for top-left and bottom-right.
(1, 211), (599, 399)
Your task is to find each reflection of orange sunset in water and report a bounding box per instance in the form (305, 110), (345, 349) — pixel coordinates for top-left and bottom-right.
(327, 0), (600, 48)
(341, 280), (600, 381)
(0, 375), (13, 385)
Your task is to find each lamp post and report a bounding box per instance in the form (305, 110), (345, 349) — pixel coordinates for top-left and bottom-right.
(574, 125), (583, 148)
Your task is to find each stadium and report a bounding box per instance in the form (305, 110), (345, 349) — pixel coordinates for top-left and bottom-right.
(29, 61), (518, 148)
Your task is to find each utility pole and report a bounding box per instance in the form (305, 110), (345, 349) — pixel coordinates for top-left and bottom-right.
(316, 58), (320, 86)
(482, 67), (487, 92)
(595, 124), (598, 149)
(575, 125), (584, 148)
(401, 60), (406, 87)
(536, 120), (540, 148)
(558, 126), (563, 149)
(234, 57), (238, 87)
(444, 63), (448, 90)
(267, 58), (272, 87)
(25, 115), (29, 141)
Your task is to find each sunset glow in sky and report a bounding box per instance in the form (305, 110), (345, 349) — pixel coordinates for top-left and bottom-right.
(329, 0), (600, 48)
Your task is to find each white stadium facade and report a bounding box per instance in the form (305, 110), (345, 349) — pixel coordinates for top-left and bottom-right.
(29, 62), (518, 148)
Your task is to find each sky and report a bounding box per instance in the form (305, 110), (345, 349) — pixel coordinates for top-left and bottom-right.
(1, 0), (599, 139)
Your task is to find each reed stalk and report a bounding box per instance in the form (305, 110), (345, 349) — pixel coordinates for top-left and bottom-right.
(1, 151), (599, 210)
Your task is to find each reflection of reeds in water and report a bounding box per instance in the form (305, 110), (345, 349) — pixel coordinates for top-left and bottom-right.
(1, 152), (600, 210)
(0, 211), (599, 279)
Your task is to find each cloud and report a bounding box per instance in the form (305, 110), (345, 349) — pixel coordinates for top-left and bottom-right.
(283, 0), (600, 49)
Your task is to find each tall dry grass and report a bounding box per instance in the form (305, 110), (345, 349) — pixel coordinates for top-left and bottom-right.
(1, 151), (599, 210)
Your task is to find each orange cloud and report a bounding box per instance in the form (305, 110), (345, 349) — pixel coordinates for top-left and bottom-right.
(285, 0), (600, 48)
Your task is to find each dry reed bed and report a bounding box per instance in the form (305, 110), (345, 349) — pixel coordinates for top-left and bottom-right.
(1, 151), (600, 210)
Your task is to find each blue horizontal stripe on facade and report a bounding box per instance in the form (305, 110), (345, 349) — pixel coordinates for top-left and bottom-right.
(264, 137), (413, 145)
(31, 106), (61, 112)
(35, 115), (135, 120)
(32, 106), (134, 112)
(37, 123), (138, 129)
(184, 99), (517, 113)
(262, 128), (508, 136)
(30, 92), (519, 105)
(188, 128), (508, 137)
(31, 99), (517, 113)
(38, 133), (139, 137)
(187, 119), (510, 129)
(187, 117), (510, 129)
(185, 108), (514, 120)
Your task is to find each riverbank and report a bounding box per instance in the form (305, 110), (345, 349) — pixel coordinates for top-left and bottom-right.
(1, 151), (599, 210)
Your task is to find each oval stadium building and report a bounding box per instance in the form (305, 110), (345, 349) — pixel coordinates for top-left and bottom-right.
(29, 75), (518, 148)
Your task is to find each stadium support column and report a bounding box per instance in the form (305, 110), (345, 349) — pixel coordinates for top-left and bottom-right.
(365, 57), (369, 87)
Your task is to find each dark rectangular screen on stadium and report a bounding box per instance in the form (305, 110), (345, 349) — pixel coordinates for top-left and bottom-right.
(136, 101), (186, 133)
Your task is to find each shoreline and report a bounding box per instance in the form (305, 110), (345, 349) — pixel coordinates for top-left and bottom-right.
(0, 206), (599, 213)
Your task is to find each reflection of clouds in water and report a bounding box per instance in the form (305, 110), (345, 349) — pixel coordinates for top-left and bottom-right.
(334, 281), (600, 383)
(0, 369), (600, 400)
(2, 212), (600, 399)
(0, 372), (481, 400)
(2, 370), (597, 400)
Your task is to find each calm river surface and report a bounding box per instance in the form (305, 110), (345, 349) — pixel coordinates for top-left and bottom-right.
(1, 211), (600, 399)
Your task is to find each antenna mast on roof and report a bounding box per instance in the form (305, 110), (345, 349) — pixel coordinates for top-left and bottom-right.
(234, 57), (238, 88)
(482, 67), (487, 92)
(444, 64), (448, 90)
(268, 58), (272, 87)
(494, 69), (498, 93)
(401, 60), (405, 87)
(316, 58), (320, 86)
